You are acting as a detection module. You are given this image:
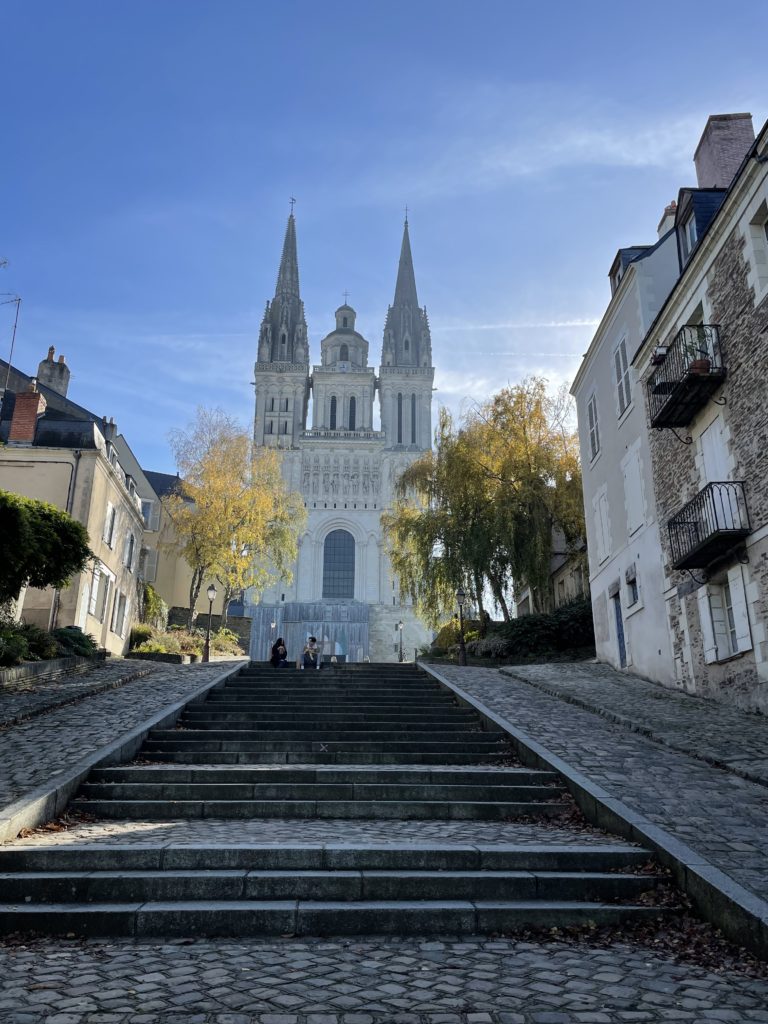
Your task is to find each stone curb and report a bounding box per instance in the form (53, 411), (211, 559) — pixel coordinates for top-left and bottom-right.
(421, 661), (768, 958)
(0, 662), (244, 845)
(499, 665), (768, 791)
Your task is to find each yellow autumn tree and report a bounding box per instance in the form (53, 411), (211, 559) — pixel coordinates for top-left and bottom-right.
(164, 408), (306, 627)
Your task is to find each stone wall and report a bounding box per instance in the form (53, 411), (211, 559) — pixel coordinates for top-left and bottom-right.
(646, 226), (768, 709)
(168, 607), (251, 649)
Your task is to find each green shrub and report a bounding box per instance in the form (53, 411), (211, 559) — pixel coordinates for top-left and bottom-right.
(550, 597), (594, 651)
(129, 623), (154, 650)
(211, 627), (243, 655)
(142, 583), (168, 630)
(468, 598), (595, 661)
(18, 623), (59, 660)
(52, 627), (98, 657)
(0, 627), (30, 666)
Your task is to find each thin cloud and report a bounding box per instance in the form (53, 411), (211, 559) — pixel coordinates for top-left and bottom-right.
(433, 319), (600, 332)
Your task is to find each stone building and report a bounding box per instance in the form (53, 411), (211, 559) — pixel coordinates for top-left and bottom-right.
(635, 114), (768, 710)
(571, 206), (680, 681)
(247, 214), (434, 663)
(0, 350), (149, 654)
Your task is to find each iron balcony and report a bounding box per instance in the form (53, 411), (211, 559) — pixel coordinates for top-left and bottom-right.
(668, 481), (750, 570)
(647, 325), (726, 428)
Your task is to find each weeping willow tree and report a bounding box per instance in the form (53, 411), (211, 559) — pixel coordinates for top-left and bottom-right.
(383, 377), (584, 624)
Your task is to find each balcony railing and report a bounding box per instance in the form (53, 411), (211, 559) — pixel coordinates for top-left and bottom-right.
(668, 481), (750, 570)
(647, 324), (726, 428)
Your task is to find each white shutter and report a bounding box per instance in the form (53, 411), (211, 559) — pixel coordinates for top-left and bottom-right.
(707, 586), (729, 660)
(89, 569), (101, 615)
(598, 492), (611, 562)
(700, 418), (729, 484)
(587, 396), (600, 459)
(120, 597), (131, 639)
(103, 502), (115, 543)
(727, 565), (753, 654)
(697, 586), (719, 664)
(623, 450), (644, 536)
(149, 503), (161, 532)
(145, 548), (158, 582)
(592, 497), (606, 564)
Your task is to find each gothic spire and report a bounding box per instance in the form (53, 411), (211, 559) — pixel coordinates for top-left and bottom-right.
(382, 216), (432, 369)
(392, 217), (419, 309)
(257, 211), (308, 365)
(275, 212), (301, 300)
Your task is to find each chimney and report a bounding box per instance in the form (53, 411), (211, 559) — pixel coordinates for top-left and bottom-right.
(36, 345), (71, 397)
(657, 200), (677, 238)
(9, 382), (47, 444)
(694, 113), (755, 189)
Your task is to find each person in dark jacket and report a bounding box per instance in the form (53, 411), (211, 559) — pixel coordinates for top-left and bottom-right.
(270, 638), (289, 668)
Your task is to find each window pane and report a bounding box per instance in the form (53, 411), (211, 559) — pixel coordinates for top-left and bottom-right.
(322, 529), (355, 598)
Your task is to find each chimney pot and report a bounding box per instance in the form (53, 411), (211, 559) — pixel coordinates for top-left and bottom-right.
(47, 346), (55, 361)
(57, 354), (65, 364)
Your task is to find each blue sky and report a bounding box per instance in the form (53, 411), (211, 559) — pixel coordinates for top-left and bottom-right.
(3, 0), (767, 472)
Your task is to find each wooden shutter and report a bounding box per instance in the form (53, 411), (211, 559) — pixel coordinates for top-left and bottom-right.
(697, 586), (719, 664)
(623, 450), (644, 536)
(727, 565), (753, 654)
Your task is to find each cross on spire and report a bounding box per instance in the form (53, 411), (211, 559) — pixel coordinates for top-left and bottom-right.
(289, 196), (296, 214)
(343, 289), (350, 304)
(404, 203), (409, 223)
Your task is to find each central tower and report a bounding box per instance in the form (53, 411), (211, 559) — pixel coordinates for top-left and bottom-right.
(249, 213), (435, 662)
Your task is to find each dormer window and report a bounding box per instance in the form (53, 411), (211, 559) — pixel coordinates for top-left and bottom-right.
(611, 266), (623, 295)
(681, 214), (698, 261)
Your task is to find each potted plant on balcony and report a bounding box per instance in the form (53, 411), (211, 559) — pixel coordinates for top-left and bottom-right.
(683, 327), (711, 375)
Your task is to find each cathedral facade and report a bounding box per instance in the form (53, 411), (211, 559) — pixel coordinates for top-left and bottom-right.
(247, 213), (435, 664)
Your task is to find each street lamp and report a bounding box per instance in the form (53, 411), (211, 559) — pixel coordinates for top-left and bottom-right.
(456, 587), (467, 666)
(203, 583), (217, 663)
(398, 620), (404, 663)
(269, 620), (276, 660)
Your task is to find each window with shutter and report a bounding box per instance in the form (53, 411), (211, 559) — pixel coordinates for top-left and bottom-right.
(587, 395), (600, 460)
(103, 503), (116, 546)
(726, 565), (753, 654)
(89, 568), (101, 615)
(149, 503), (161, 531)
(614, 339), (631, 416)
(622, 449), (644, 536)
(144, 549), (159, 582)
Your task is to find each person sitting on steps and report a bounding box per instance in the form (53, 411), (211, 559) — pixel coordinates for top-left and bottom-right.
(270, 637), (289, 668)
(302, 636), (321, 670)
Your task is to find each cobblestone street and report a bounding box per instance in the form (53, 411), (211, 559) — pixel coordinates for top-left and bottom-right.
(438, 665), (768, 904)
(0, 934), (767, 1024)
(3, 658), (768, 1022)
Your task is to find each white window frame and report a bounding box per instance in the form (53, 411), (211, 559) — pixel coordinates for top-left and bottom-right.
(587, 393), (600, 462)
(123, 532), (136, 572)
(681, 213), (698, 261)
(613, 338), (631, 418)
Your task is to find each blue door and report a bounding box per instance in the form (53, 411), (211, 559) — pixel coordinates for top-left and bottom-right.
(613, 594), (627, 668)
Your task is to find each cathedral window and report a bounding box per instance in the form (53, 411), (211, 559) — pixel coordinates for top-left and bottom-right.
(404, 338), (410, 352)
(281, 421), (288, 434)
(282, 397), (289, 411)
(323, 529), (355, 599)
(268, 397), (275, 411)
(411, 393), (416, 444)
(340, 343), (349, 361)
(397, 393), (403, 444)
(330, 396), (337, 430)
(266, 420), (273, 435)
(349, 396), (356, 430)
(342, 317), (348, 329)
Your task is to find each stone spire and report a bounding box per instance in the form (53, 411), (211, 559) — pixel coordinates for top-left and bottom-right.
(257, 212), (308, 365)
(382, 218), (432, 369)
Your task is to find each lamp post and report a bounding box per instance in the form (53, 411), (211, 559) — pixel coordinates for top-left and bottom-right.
(203, 583), (217, 663)
(456, 587), (467, 667)
(398, 620), (404, 663)
(269, 620), (276, 660)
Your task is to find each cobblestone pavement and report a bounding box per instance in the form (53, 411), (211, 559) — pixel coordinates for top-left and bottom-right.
(12, 818), (615, 847)
(0, 934), (766, 1024)
(0, 661), (153, 729)
(503, 662), (768, 787)
(438, 666), (768, 902)
(0, 662), (243, 811)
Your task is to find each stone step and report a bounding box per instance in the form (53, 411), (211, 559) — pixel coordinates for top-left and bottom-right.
(186, 707), (476, 720)
(0, 843), (651, 873)
(181, 715), (476, 728)
(0, 869), (660, 904)
(74, 798), (569, 820)
(0, 900), (668, 937)
(140, 750), (506, 765)
(142, 739), (507, 753)
(78, 782), (560, 802)
(90, 767), (552, 785)
(169, 729), (497, 742)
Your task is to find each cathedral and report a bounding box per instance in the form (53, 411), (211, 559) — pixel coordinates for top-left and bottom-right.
(247, 213), (435, 663)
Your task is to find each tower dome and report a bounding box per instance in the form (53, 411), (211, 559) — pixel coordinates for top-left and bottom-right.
(335, 304), (356, 331)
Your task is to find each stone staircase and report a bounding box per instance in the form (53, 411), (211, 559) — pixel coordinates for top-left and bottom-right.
(0, 663), (672, 936)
